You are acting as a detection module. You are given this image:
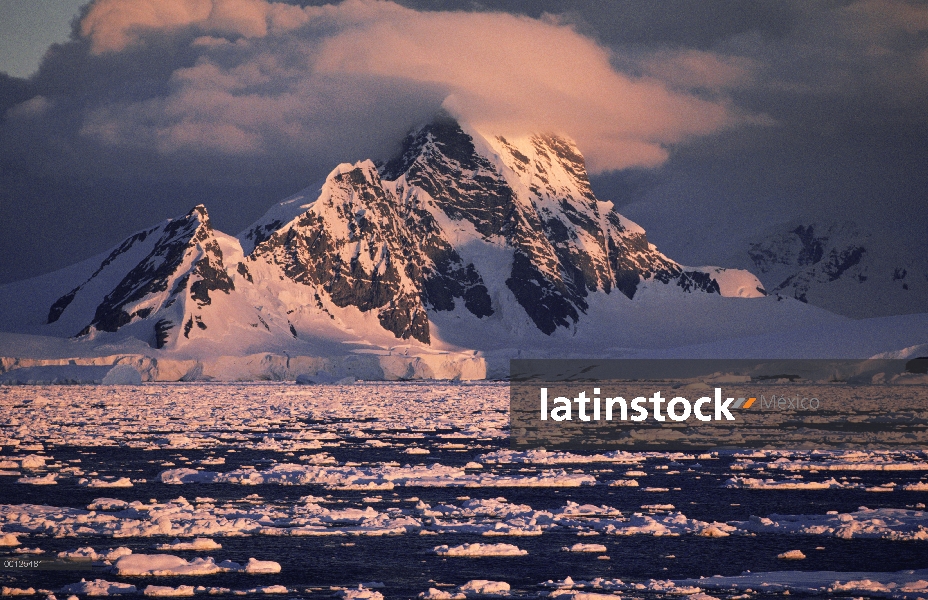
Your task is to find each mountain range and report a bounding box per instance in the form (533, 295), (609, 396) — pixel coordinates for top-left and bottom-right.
(1, 115), (924, 379)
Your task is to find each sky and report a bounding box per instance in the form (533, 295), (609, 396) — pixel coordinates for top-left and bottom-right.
(1, 0), (926, 284)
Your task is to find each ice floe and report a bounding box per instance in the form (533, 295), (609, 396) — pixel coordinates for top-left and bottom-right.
(432, 543), (527, 557)
(561, 543), (608, 552)
(418, 580), (510, 599)
(113, 554), (280, 576)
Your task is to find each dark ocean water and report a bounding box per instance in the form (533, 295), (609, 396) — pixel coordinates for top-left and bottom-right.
(2, 443), (927, 598)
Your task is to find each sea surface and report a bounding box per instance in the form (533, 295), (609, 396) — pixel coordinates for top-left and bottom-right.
(0, 382), (926, 598)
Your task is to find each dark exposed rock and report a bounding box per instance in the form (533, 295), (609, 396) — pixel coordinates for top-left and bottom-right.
(154, 319), (173, 349)
(506, 252), (579, 335)
(47, 289), (77, 324)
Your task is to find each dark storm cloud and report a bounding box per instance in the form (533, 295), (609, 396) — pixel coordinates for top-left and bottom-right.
(1, 0), (926, 285)
(598, 0), (928, 263)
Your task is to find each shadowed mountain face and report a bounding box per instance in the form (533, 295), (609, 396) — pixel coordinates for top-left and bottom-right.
(744, 221), (927, 318)
(17, 116), (760, 350)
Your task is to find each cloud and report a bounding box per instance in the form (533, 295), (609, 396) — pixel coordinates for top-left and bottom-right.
(710, 0), (928, 111)
(3, 0), (926, 286)
(79, 0), (316, 53)
(67, 0), (742, 172)
(636, 50), (757, 93)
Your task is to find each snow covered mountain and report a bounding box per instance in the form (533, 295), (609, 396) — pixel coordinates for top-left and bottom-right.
(3, 114), (861, 364)
(742, 221), (927, 318)
(237, 115), (766, 347)
(8, 205), (294, 350)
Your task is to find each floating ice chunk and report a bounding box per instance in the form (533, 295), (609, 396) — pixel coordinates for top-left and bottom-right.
(244, 558), (281, 573)
(552, 501), (622, 518)
(19, 455), (46, 470)
(433, 543), (527, 557)
(154, 538), (221, 551)
(17, 473), (57, 485)
(458, 580), (510, 595)
(404, 448), (430, 454)
(545, 591), (622, 600)
(0, 533), (20, 547)
(418, 580), (508, 599)
(418, 589), (462, 600)
(561, 543), (607, 553)
(115, 554), (226, 576)
(725, 477), (853, 490)
(58, 547), (132, 562)
(480, 449), (641, 465)
(698, 526), (730, 538)
(607, 479), (639, 487)
(675, 568), (928, 596)
(251, 585), (289, 594)
(902, 481), (928, 491)
(79, 477), (133, 488)
(86, 498), (129, 511)
(159, 463), (593, 488)
(142, 585), (195, 597)
(336, 586), (384, 600)
(777, 550), (806, 560)
(59, 579), (138, 595)
(1, 588), (35, 596)
(738, 507), (928, 540)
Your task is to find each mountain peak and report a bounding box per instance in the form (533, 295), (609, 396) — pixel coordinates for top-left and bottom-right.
(8, 120), (767, 354)
(42, 204), (235, 347)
